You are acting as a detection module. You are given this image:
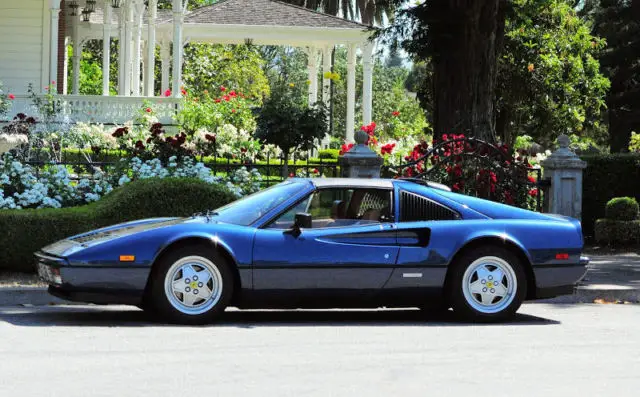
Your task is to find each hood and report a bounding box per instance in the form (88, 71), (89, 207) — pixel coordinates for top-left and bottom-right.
(41, 217), (193, 257)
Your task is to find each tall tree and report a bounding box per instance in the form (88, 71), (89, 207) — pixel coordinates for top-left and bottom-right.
(590, 0), (640, 152)
(282, 0), (395, 25)
(386, 0), (507, 143)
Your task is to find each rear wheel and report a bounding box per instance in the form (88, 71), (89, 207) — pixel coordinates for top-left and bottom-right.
(147, 245), (233, 324)
(448, 246), (526, 322)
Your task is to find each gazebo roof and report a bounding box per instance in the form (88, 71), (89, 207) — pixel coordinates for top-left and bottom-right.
(184, 0), (370, 29)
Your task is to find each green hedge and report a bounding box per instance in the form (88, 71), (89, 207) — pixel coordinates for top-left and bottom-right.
(318, 149), (340, 159)
(605, 197), (639, 221)
(581, 154), (640, 237)
(594, 219), (640, 245)
(0, 178), (237, 273)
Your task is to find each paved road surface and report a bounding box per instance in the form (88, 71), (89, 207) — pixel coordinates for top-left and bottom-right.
(0, 304), (638, 397)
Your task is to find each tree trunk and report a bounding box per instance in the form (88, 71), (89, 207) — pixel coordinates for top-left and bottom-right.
(281, 149), (290, 178)
(431, 0), (503, 143)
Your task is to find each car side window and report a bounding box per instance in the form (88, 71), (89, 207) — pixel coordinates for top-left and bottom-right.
(266, 188), (393, 229)
(399, 190), (459, 222)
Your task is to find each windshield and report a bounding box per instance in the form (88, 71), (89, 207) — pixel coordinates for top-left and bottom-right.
(210, 181), (309, 226)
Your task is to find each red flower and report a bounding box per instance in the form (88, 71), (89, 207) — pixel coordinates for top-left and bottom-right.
(392, 111), (400, 117)
(339, 143), (354, 155)
(163, 89), (171, 97)
(7, 93), (15, 100)
(180, 87), (187, 96)
(112, 127), (128, 138)
(223, 95), (231, 101)
(504, 190), (514, 204)
(135, 140), (145, 150)
(205, 134), (216, 142)
(452, 183), (461, 192)
(442, 134), (449, 141)
(51, 81), (56, 85)
(289, 173), (295, 178)
(380, 143), (396, 155)
(220, 86), (227, 92)
(527, 176), (536, 184)
(215, 98), (221, 103)
(229, 90), (237, 97)
(240, 147), (247, 153)
(231, 109), (236, 113)
(313, 168), (319, 174)
(145, 107), (152, 113)
(528, 188), (539, 197)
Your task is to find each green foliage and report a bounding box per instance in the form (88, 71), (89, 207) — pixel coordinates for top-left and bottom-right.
(261, 46), (310, 94)
(496, 0), (610, 146)
(605, 197), (639, 221)
(256, 82), (328, 168)
(594, 219), (640, 245)
(183, 44), (270, 101)
(581, 153), (640, 236)
(629, 132), (640, 153)
(589, 0), (640, 152)
(0, 80), (12, 118)
(330, 47), (429, 140)
(318, 149), (340, 159)
(79, 52), (103, 95)
(0, 178), (237, 272)
(174, 89), (257, 136)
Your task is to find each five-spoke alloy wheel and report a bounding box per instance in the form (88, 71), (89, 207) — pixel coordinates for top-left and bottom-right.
(449, 246), (526, 322)
(148, 244), (233, 324)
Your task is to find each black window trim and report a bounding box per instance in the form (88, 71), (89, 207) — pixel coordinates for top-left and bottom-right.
(398, 190), (461, 222)
(259, 186), (395, 230)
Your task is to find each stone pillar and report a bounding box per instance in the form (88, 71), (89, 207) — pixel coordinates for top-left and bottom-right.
(145, 0), (158, 97)
(338, 128), (384, 179)
(540, 134), (588, 220)
(49, 0), (62, 90)
(345, 43), (357, 143)
(102, 3), (112, 96)
(362, 41), (374, 125)
(172, 0), (184, 98)
(160, 42), (171, 94)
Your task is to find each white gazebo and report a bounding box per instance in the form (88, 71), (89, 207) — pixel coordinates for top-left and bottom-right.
(3, 0), (375, 142)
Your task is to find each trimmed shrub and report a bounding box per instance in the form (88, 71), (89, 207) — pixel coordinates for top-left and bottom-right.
(318, 149), (340, 160)
(594, 219), (640, 245)
(0, 178), (237, 273)
(581, 153), (640, 237)
(605, 197), (639, 221)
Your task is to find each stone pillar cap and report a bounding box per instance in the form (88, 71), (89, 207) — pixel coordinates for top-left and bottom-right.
(541, 134), (587, 169)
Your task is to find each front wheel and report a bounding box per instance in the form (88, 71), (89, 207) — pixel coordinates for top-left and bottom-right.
(147, 245), (233, 324)
(448, 246), (527, 322)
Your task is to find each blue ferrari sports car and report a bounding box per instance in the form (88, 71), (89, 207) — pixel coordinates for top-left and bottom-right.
(36, 178), (588, 323)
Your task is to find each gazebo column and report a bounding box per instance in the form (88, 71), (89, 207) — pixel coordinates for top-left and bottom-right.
(117, 6), (126, 95)
(49, 0), (62, 91)
(362, 41), (375, 125)
(172, 0), (185, 98)
(307, 47), (318, 106)
(146, 0), (158, 97)
(160, 42), (171, 94)
(123, 2), (134, 96)
(102, 3), (112, 96)
(132, 4), (144, 96)
(321, 46), (332, 111)
(71, 11), (82, 95)
(345, 44), (357, 143)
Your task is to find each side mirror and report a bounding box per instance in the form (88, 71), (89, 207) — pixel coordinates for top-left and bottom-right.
(284, 212), (312, 238)
(294, 212), (312, 229)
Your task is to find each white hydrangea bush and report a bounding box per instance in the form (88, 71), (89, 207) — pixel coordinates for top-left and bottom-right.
(0, 153), (264, 210)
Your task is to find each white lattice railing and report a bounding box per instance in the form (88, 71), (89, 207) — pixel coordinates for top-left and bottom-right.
(3, 94), (183, 125)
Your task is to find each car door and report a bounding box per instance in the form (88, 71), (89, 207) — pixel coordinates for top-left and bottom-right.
(383, 187), (462, 293)
(252, 187), (398, 294)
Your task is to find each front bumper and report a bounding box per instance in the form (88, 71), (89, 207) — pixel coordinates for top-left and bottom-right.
(532, 256), (589, 299)
(35, 251), (149, 305)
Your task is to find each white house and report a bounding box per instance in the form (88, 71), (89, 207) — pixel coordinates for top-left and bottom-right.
(0, 0), (376, 142)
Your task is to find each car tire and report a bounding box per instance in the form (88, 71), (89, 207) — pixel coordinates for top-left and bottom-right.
(147, 244), (234, 325)
(448, 246), (526, 322)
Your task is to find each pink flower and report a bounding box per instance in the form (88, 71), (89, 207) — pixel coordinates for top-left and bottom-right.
(145, 107), (152, 113)
(7, 94), (14, 100)
(51, 81), (56, 85)
(163, 89), (171, 97)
